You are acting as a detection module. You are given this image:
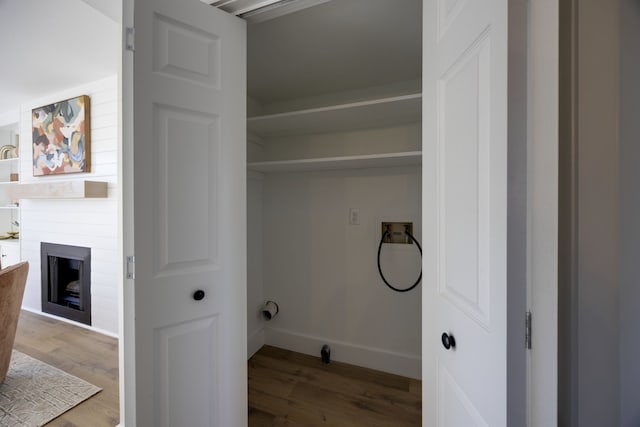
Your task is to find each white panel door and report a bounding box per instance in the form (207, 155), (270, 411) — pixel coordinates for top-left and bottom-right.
(423, 0), (508, 425)
(124, 0), (246, 425)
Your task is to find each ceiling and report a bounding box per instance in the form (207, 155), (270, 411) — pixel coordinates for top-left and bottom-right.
(247, 0), (422, 106)
(0, 0), (421, 118)
(0, 0), (120, 118)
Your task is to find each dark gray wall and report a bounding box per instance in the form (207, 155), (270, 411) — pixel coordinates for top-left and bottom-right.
(558, 0), (577, 424)
(619, 0), (640, 425)
(560, 0), (640, 425)
(575, 0), (620, 423)
(507, 0), (528, 424)
(559, 0), (621, 425)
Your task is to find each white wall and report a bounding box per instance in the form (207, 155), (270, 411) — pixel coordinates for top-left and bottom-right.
(258, 164), (422, 378)
(19, 75), (119, 336)
(247, 171), (265, 357)
(247, 121), (422, 376)
(0, 110), (20, 128)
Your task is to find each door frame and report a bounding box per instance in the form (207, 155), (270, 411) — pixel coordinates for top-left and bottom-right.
(527, 0), (559, 424)
(119, 0), (136, 423)
(118, 0), (559, 425)
(505, 0), (560, 424)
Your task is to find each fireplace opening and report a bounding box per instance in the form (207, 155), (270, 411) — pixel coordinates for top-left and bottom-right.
(41, 242), (91, 325)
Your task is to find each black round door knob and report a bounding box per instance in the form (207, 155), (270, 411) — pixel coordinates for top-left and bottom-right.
(441, 332), (456, 350)
(193, 290), (205, 301)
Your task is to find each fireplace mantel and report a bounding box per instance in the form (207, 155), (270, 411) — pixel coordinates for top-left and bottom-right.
(8, 180), (108, 199)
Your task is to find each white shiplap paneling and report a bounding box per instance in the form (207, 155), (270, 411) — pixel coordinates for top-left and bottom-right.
(19, 75), (119, 335)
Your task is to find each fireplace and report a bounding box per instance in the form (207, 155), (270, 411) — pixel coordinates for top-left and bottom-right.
(41, 242), (91, 325)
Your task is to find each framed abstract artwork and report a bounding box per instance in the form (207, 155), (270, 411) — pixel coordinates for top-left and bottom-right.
(32, 95), (91, 176)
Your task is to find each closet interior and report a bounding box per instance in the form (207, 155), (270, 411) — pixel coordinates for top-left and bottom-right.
(246, 0), (423, 379)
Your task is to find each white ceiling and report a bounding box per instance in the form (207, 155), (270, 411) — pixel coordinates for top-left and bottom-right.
(247, 0), (422, 106)
(0, 0), (420, 118)
(0, 0), (120, 118)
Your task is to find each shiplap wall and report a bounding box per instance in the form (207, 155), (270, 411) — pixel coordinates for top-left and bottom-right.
(19, 75), (119, 336)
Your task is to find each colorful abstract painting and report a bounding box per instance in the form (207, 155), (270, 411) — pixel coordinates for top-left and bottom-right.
(32, 95), (91, 176)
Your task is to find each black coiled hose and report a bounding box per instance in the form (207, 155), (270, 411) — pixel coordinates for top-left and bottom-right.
(377, 229), (422, 292)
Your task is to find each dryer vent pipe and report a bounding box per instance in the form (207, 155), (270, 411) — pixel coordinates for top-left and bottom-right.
(261, 300), (279, 320)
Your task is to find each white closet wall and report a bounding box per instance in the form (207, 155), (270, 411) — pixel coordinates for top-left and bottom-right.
(247, 171), (265, 356)
(248, 122), (422, 378)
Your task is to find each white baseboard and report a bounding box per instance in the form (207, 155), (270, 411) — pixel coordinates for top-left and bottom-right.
(264, 326), (421, 379)
(247, 327), (265, 359)
(21, 306), (119, 339)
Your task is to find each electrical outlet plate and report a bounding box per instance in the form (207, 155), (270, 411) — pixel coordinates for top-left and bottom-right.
(381, 222), (413, 244)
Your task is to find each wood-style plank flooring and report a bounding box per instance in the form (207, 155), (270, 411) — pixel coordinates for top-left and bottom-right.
(249, 345), (422, 427)
(13, 312), (421, 426)
(13, 310), (120, 427)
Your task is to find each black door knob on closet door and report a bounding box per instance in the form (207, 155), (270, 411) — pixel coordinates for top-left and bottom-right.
(441, 332), (456, 350)
(193, 290), (205, 301)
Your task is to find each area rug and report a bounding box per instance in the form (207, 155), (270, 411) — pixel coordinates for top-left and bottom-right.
(0, 350), (101, 427)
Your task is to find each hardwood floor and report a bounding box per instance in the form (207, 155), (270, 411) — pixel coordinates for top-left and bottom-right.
(13, 310), (120, 427)
(249, 345), (422, 427)
(13, 312), (421, 426)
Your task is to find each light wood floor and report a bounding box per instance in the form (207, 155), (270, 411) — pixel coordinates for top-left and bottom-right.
(249, 345), (422, 427)
(13, 310), (120, 427)
(14, 312), (421, 426)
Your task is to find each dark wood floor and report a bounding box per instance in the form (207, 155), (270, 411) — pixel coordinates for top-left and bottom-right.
(249, 345), (422, 427)
(13, 312), (421, 426)
(13, 310), (120, 427)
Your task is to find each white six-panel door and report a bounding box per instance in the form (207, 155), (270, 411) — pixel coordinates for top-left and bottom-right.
(124, 0), (247, 425)
(424, 0), (508, 425)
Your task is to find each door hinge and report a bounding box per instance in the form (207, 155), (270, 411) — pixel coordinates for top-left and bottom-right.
(525, 311), (532, 350)
(126, 256), (135, 279)
(126, 27), (135, 51)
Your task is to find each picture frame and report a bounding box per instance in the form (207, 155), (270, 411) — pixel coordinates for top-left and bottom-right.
(32, 95), (91, 176)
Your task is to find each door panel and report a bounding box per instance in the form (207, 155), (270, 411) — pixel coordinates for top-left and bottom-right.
(154, 105), (219, 272)
(126, 1), (246, 425)
(439, 34), (492, 328)
(439, 364), (489, 426)
(155, 316), (219, 427)
(424, 0), (508, 425)
(153, 14), (221, 87)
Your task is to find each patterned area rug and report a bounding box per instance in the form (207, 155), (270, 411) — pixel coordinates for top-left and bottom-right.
(0, 350), (101, 426)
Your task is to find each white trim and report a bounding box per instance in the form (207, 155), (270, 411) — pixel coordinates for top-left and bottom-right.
(120, 0), (135, 424)
(265, 326), (421, 379)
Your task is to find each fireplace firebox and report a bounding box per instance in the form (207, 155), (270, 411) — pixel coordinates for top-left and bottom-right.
(41, 242), (91, 325)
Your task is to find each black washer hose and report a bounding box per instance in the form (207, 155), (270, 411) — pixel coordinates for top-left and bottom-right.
(377, 229), (422, 292)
